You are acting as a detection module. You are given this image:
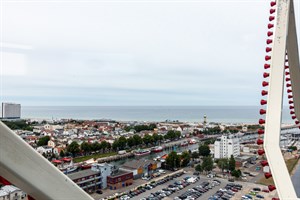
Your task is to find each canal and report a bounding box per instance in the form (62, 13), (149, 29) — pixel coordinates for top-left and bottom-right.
(110, 143), (199, 167)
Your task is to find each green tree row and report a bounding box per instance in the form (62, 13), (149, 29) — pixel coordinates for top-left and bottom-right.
(3, 120), (34, 131)
(124, 124), (157, 132)
(166, 151), (191, 169)
(112, 131), (181, 150)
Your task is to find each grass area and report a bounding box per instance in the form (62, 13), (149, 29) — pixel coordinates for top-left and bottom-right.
(73, 152), (118, 163)
(258, 157), (299, 185)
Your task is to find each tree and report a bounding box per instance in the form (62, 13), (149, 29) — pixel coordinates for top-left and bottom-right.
(180, 151), (191, 167)
(164, 134), (170, 140)
(152, 133), (160, 144)
(166, 151), (180, 169)
(37, 136), (51, 146)
(106, 142), (112, 151)
(118, 136), (127, 149)
(81, 142), (91, 153)
(91, 142), (101, 152)
(149, 124), (157, 130)
(288, 146), (298, 151)
(201, 156), (213, 173)
(124, 126), (133, 132)
(133, 135), (142, 146)
(231, 169), (242, 178)
(175, 131), (181, 139)
(143, 134), (153, 146)
(204, 139), (216, 145)
(158, 135), (164, 142)
(100, 141), (109, 152)
(2, 120), (34, 131)
(191, 152), (199, 160)
(67, 141), (80, 156)
(199, 144), (211, 157)
(217, 158), (229, 172)
(166, 130), (176, 140)
(195, 164), (203, 172)
(127, 137), (135, 148)
(228, 155), (236, 171)
(112, 139), (119, 151)
(59, 150), (65, 157)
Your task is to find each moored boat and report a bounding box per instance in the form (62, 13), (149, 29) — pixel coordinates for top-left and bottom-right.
(134, 149), (151, 156)
(81, 158), (96, 169)
(189, 139), (197, 144)
(181, 141), (189, 146)
(151, 146), (163, 153)
(61, 165), (78, 174)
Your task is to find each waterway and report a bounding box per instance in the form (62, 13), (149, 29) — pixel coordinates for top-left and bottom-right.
(110, 143), (199, 167)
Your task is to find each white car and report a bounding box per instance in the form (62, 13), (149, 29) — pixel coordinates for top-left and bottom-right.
(187, 178), (196, 183)
(242, 196), (250, 199)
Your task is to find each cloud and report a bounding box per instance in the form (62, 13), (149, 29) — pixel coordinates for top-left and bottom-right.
(1, 52), (28, 76)
(0, 42), (33, 50)
(0, 1), (289, 106)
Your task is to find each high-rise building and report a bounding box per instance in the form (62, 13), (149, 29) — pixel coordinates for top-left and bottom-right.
(214, 134), (240, 159)
(1, 102), (21, 119)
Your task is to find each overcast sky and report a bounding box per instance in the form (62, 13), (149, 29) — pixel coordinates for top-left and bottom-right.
(1, 0), (299, 106)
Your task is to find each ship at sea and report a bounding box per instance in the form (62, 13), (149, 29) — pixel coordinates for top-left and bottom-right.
(134, 149), (151, 156)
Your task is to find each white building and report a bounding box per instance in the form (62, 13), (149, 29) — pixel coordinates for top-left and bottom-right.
(91, 163), (115, 189)
(1, 103), (21, 119)
(36, 146), (53, 155)
(0, 185), (24, 200)
(214, 134), (240, 159)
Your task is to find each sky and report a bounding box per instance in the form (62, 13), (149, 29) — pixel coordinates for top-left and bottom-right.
(1, 0), (299, 106)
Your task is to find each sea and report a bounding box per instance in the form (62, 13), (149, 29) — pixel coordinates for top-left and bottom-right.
(22, 105), (294, 124)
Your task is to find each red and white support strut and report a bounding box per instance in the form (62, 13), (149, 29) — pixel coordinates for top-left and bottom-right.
(0, 122), (93, 200)
(259, 0), (300, 199)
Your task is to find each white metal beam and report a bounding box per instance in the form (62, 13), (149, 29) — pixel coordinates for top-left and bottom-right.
(287, 0), (300, 117)
(264, 0), (299, 199)
(0, 121), (93, 200)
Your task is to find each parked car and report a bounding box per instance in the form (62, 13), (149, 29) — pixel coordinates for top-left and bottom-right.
(96, 190), (103, 194)
(256, 194), (264, 199)
(193, 171), (200, 175)
(228, 178), (234, 182)
(253, 187), (261, 191)
(262, 189), (270, 193)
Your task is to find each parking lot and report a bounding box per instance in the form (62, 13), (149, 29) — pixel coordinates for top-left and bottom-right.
(126, 172), (229, 200)
(116, 172), (278, 200)
(93, 167), (279, 200)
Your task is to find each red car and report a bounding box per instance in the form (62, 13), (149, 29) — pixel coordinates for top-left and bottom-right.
(231, 188), (238, 192)
(262, 189), (270, 193)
